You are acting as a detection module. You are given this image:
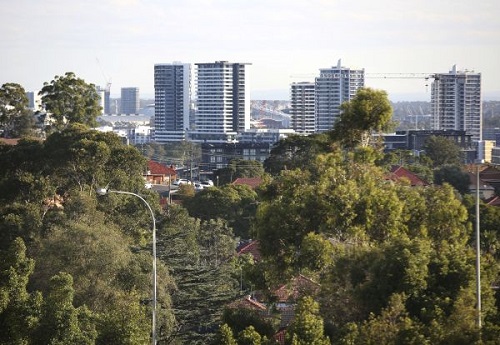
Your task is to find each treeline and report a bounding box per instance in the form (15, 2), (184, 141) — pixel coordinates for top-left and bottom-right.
(2, 74), (500, 344)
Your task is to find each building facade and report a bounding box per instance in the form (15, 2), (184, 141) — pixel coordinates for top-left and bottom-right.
(290, 82), (315, 135)
(431, 65), (482, 141)
(315, 59), (365, 133)
(154, 63), (191, 142)
(121, 87), (140, 114)
(190, 61), (251, 143)
(96, 85), (111, 115)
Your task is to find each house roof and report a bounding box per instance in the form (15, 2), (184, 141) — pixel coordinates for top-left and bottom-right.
(478, 166), (500, 186)
(274, 274), (320, 302)
(388, 165), (429, 186)
(467, 171), (495, 190)
(237, 240), (261, 262)
(486, 196), (500, 206)
(0, 138), (20, 145)
(232, 177), (263, 189)
(147, 160), (176, 176)
(228, 295), (267, 311)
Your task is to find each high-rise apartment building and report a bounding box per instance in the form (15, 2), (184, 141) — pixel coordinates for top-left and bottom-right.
(431, 65), (482, 141)
(97, 85), (111, 114)
(315, 59), (365, 132)
(121, 87), (140, 114)
(290, 82), (315, 135)
(154, 63), (191, 142)
(190, 61), (251, 142)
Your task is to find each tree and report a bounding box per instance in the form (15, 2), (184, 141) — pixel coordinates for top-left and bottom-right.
(157, 207), (240, 344)
(434, 165), (470, 194)
(286, 296), (330, 345)
(0, 238), (42, 344)
(216, 323), (237, 345)
(238, 325), (263, 345)
(0, 83), (35, 138)
(331, 87), (393, 148)
(215, 159), (265, 185)
(34, 272), (97, 345)
(183, 184), (258, 238)
(39, 72), (101, 131)
(347, 294), (427, 345)
(264, 134), (331, 176)
(422, 136), (462, 167)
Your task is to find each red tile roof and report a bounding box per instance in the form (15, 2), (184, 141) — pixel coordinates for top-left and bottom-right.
(237, 240), (261, 262)
(0, 138), (20, 145)
(274, 274), (320, 302)
(388, 165), (429, 186)
(228, 295), (267, 311)
(486, 196), (500, 206)
(232, 177), (263, 189)
(147, 160), (176, 176)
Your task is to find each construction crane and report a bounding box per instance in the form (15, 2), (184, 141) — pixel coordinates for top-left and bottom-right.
(290, 72), (437, 91)
(96, 58), (112, 93)
(96, 58), (112, 114)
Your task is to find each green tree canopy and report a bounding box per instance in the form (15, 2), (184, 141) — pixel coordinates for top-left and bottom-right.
(331, 87), (393, 148)
(215, 159), (266, 185)
(422, 136), (462, 167)
(264, 133), (332, 176)
(39, 72), (101, 131)
(0, 83), (35, 138)
(287, 296), (330, 345)
(183, 184), (258, 238)
(434, 165), (470, 194)
(0, 238), (42, 344)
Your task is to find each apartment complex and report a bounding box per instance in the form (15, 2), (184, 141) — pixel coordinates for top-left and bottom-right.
(431, 65), (482, 141)
(121, 87), (140, 114)
(315, 59), (365, 132)
(190, 61), (251, 143)
(290, 82), (315, 135)
(154, 63), (191, 142)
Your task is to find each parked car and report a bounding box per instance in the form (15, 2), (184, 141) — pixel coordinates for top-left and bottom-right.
(173, 178), (191, 186)
(200, 180), (214, 187)
(194, 182), (204, 192)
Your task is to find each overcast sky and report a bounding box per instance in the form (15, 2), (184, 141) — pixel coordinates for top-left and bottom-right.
(1, 0), (499, 101)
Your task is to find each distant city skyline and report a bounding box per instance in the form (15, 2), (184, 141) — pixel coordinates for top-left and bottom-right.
(1, 0), (499, 101)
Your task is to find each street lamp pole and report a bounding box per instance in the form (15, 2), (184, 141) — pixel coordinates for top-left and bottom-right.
(475, 161), (482, 329)
(96, 188), (157, 345)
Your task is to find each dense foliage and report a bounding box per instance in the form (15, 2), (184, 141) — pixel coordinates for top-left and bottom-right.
(2, 84), (500, 344)
(0, 83), (35, 138)
(39, 72), (102, 132)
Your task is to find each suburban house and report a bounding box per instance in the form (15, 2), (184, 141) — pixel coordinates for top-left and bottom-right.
(232, 240), (321, 343)
(232, 177), (263, 190)
(237, 240), (261, 262)
(387, 165), (429, 186)
(143, 160), (177, 185)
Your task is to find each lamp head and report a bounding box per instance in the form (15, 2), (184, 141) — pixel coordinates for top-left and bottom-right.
(96, 188), (108, 196)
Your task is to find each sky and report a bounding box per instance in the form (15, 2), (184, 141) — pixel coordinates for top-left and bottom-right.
(1, 0), (499, 101)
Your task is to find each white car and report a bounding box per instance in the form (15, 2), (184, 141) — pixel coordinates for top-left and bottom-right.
(200, 180), (214, 187)
(173, 178), (191, 186)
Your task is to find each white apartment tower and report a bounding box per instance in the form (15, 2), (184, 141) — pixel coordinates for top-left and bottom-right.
(121, 87), (140, 114)
(315, 59), (365, 132)
(154, 63), (191, 142)
(290, 82), (315, 135)
(431, 65), (482, 141)
(191, 61), (251, 142)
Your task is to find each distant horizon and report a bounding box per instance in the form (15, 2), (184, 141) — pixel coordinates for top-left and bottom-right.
(113, 91), (500, 103)
(3, 1), (498, 109)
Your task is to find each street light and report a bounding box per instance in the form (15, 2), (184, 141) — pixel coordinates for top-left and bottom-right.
(475, 159), (484, 329)
(96, 188), (157, 345)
